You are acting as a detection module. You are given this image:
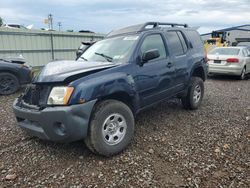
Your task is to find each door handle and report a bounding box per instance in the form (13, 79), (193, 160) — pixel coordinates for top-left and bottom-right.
(167, 62), (173, 68)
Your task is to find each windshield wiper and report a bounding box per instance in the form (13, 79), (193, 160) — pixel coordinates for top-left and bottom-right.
(95, 52), (113, 62)
(79, 56), (88, 61)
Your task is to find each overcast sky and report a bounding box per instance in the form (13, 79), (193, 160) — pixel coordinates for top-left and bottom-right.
(0, 0), (250, 34)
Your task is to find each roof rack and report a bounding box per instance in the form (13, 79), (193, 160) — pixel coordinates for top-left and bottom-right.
(107, 22), (189, 37)
(140, 22), (189, 31)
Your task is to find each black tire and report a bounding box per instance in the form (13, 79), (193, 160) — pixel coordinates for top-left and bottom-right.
(181, 77), (204, 110)
(207, 73), (213, 78)
(84, 100), (134, 156)
(0, 72), (20, 95)
(239, 67), (246, 80)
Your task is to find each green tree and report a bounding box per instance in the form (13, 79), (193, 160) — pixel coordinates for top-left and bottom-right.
(0, 17), (3, 26)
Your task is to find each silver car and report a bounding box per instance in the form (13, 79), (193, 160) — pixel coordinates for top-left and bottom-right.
(208, 47), (250, 79)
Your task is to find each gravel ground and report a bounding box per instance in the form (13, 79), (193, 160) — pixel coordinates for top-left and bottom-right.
(0, 77), (249, 188)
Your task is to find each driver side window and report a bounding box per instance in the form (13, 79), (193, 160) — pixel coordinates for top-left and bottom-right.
(140, 34), (167, 60)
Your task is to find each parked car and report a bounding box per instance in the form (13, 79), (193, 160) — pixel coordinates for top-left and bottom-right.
(2, 24), (28, 29)
(76, 41), (96, 60)
(79, 30), (95, 33)
(207, 47), (250, 79)
(0, 58), (32, 95)
(237, 42), (250, 47)
(13, 22), (207, 156)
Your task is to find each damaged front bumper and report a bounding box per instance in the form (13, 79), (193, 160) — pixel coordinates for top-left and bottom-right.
(13, 98), (96, 143)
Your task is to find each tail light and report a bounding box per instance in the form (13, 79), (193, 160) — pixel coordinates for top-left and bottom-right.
(226, 58), (239, 63)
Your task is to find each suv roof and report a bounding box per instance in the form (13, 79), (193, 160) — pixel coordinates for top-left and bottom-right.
(107, 22), (189, 38)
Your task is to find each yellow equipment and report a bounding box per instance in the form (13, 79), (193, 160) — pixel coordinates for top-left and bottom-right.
(204, 31), (228, 53)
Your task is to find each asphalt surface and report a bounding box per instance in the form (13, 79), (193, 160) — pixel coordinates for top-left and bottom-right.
(0, 76), (249, 188)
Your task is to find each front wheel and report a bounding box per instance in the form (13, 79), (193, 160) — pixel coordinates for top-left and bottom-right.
(84, 100), (134, 156)
(181, 77), (204, 110)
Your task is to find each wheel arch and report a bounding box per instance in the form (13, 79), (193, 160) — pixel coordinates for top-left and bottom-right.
(0, 69), (20, 82)
(191, 65), (206, 81)
(97, 91), (137, 115)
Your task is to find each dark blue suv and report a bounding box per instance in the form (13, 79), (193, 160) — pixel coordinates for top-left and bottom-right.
(13, 22), (207, 156)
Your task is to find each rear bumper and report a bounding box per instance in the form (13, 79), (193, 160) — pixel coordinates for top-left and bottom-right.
(208, 65), (243, 76)
(13, 99), (96, 143)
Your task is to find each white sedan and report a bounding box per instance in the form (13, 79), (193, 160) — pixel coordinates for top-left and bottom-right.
(207, 47), (250, 79)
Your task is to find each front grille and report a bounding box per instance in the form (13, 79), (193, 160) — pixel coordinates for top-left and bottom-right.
(22, 84), (51, 106)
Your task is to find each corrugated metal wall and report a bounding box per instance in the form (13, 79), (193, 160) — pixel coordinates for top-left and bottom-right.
(0, 28), (104, 67)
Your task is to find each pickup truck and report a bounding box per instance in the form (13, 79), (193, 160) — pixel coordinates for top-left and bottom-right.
(13, 22), (207, 156)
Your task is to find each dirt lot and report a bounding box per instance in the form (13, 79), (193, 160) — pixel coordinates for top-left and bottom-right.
(0, 77), (249, 188)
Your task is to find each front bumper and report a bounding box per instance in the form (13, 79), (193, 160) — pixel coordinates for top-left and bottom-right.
(13, 99), (96, 143)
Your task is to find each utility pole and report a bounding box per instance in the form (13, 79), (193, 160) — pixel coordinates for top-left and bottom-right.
(57, 22), (62, 31)
(48, 14), (53, 30)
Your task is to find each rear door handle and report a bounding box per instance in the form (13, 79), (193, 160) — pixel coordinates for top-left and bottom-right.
(167, 62), (173, 68)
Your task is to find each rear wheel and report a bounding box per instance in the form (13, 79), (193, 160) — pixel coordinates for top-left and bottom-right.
(84, 100), (134, 156)
(0, 72), (20, 95)
(181, 77), (204, 110)
(239, 67), (246, 80)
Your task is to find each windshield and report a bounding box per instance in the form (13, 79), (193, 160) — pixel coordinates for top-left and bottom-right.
(78, 35), (139, 63)
(209, 48), (240, 55)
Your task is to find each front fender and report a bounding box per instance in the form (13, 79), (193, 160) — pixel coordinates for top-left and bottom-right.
(0, 65), (31, 84)
(68, 72), (137, 105)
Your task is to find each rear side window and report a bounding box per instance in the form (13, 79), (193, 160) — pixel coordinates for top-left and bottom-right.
(185, 30), (204, 49)
(242, 49), (249, 57)
(177, 31), (188, 52)
(165, 31), (186, 56)
(140, 34), (167, 59)
(246, 49), (250, 56)
(242, 49), (246, 56)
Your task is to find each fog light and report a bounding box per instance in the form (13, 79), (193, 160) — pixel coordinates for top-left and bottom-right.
(53, 122), (66, 136)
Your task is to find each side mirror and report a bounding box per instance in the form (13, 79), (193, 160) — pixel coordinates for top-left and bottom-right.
(142, 49), (160, 64)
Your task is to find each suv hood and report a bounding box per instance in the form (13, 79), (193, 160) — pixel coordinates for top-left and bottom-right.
(34, 60), (117, 83)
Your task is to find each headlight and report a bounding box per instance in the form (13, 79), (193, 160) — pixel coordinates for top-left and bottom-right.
(47, 87), (74, 105)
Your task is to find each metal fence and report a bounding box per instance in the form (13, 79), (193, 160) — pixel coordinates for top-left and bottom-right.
(0, 28), (104, 67)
